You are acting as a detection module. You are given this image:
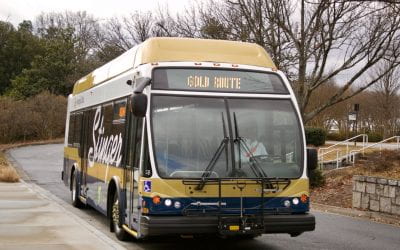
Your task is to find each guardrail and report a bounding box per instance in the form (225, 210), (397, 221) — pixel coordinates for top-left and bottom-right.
(318, 134), (368, 169)
(349, 135), (400, 164)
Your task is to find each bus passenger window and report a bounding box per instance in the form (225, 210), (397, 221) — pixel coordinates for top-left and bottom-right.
(134, 118), (143, 168)
(74, 113), (82, 147)
(113, 99), (127, 123)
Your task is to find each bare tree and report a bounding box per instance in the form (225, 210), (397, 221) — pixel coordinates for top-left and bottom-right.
(35, 11), (100, 58)
(225, 0), (400, 122)
(371, 62), (400, 137)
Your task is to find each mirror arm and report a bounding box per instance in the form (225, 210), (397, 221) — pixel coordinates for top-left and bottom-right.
(134, 77), (151, 93)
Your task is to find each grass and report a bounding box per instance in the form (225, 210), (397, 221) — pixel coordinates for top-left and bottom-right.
(0, 151), (19, 182)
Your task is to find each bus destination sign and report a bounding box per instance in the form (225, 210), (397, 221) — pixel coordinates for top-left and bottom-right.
(153, 68), (288, 94)
(187, 75), (241, 90)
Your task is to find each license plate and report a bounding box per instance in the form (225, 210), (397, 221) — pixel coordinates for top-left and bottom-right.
(229, 225), (240, 231)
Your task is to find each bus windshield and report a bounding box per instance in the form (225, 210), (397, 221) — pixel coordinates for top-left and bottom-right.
(151, 96), (303, 179)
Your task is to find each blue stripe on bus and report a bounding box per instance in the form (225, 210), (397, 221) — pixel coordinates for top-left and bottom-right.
(142, 196), (309, 215)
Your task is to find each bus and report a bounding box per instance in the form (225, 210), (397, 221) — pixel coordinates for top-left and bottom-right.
(62, 37), (316, 240)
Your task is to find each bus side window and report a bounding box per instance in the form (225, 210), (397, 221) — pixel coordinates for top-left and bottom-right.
(68, 114), (75, 147)
(113, 99), (127, 123)
(74, 113), (83, 148)
(103, 103), (113, 136)
(133, 118), (143, 169)
(112, 98), (127, 167)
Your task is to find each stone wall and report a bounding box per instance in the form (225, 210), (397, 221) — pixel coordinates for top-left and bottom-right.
(352, 175), (400, 215)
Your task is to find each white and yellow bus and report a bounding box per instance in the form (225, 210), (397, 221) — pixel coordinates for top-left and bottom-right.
(62, 37), (316, 240)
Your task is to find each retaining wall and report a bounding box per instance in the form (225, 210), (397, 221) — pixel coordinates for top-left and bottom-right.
(352, 175), (400, 215)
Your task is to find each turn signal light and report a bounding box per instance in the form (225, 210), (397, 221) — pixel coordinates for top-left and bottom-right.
(301, 194), (308, 203)
(152, 196), (161, 205)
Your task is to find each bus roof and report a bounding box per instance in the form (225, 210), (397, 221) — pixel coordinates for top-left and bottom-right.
(72, 37), (276, 95)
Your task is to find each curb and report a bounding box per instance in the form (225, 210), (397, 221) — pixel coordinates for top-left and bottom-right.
(21, 179), (126, 250)
(312, 203), (400, 227)
(4, 144), (126, 250)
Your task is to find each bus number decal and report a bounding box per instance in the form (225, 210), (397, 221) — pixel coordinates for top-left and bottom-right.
(88, 107), (123, 168)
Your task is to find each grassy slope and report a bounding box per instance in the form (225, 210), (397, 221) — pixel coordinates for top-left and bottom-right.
(312, 150), (400, 208)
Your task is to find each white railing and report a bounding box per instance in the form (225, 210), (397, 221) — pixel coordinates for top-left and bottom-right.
(318, 134), (368, 169)
(349, 136), (400, 164)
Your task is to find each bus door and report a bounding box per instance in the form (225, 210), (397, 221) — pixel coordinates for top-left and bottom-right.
(79, 111), (90, 197)
(124, 113), (143, 230)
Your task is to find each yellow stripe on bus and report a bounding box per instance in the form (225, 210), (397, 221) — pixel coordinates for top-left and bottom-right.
(64, 146), (309, 198)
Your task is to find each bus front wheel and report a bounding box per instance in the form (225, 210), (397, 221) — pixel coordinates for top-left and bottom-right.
(112, 192), (129, 241)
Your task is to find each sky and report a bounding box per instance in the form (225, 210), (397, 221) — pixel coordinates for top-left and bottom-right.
(0, 0), (373, 86)
(0, 0), (191, 25)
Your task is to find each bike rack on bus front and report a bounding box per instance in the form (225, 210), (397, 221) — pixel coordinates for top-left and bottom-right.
(181, 177), (291, 235)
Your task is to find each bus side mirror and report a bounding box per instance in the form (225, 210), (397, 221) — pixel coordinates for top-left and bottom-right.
(306, 148), (318, 172)
(130, 93), (147, 117)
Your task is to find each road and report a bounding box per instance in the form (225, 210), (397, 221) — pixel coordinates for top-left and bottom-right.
(7, 143), (400, 250)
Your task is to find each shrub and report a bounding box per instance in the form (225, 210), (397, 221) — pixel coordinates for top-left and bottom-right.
(326, 131), (383, 143)
(305, 127), (326, 146)
(366, 132), (383, 143)
(326, 132), (346, 141)
(309, 168), (325, 188)
(0, 92), (67, 143)
(0, 152), (19, 182)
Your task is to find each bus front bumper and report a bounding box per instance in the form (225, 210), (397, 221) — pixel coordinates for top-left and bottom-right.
(140, 213), (315, 236)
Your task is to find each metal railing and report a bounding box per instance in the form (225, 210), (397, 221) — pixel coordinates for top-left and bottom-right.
(318, 134), (368, 169)
(349, 135), (400, 164)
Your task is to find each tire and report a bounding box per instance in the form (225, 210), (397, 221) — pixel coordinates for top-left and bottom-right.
(71, 170), (84, 208)
(111, 192), (129, 241)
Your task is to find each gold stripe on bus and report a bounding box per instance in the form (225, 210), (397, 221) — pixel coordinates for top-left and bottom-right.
(64, 146), (308, 198)
(64, 146), (125, 186)
(72, 73), (94, 95)
(138, 178), (309, 198)
(64, 146), (80, 170)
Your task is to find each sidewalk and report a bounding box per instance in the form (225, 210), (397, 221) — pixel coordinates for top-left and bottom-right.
(0, 181), (124, 250)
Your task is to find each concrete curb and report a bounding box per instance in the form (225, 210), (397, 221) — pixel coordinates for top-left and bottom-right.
(4, 145), (126, 250)
(312, 203), (400, 227)
(20, 179), (126, 250)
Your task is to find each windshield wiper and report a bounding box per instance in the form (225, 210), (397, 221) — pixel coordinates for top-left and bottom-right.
(233, 112), (268, 178)
(196, 113), (228, 190)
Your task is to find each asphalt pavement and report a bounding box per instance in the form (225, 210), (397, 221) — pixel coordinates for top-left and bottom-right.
(6, 143), (400, 250)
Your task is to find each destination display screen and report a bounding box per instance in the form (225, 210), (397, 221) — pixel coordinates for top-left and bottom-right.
(152, 68), (289, 94)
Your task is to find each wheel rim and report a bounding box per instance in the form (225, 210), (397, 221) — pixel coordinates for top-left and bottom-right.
(112, 198), (119, 227)
(72, 173), (76, 201)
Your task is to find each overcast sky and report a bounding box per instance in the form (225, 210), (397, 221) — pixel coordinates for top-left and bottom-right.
(0, 0), (191, 25)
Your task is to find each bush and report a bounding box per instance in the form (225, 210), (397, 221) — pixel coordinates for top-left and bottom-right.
(305, 127), (326, 146)
(366, 132), (383, 143)
(0, 92), (67, 143)
(309, 168), (325, 188)
(326, 131), (383, 143)
(326, 132), (346, 141)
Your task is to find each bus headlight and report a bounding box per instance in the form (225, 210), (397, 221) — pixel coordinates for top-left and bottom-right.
(174, 201), (181, 209)
(164, 199), (172, 207)
(292, 198), (300, 205)
(284, 200), (291, 207)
